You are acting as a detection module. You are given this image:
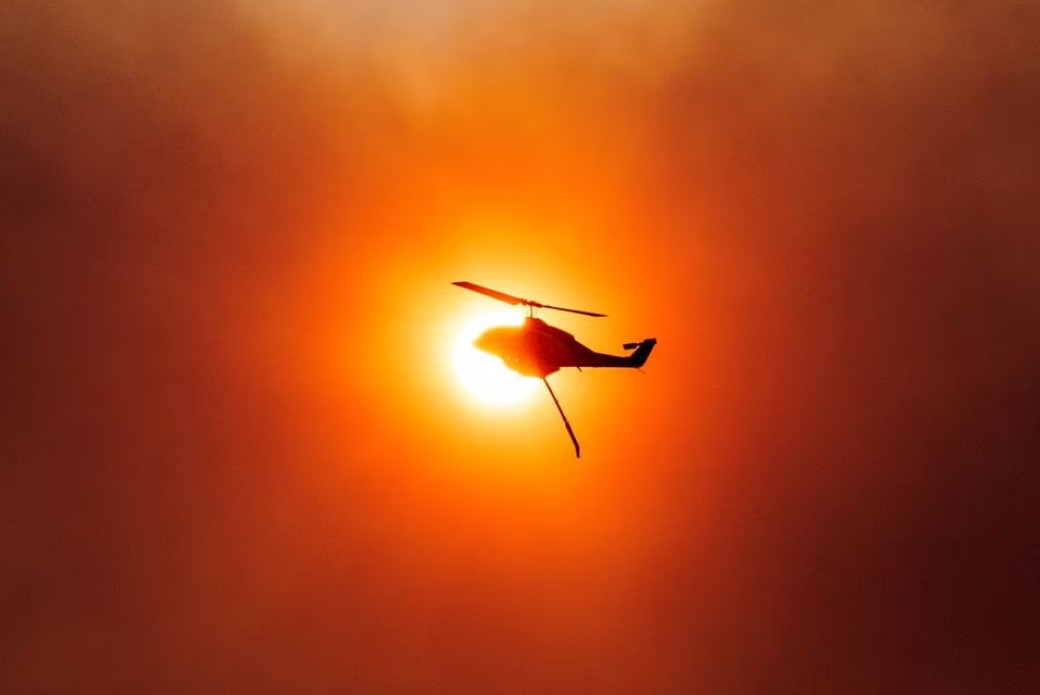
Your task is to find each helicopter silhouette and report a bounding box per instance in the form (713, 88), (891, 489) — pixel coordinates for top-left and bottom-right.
(453, 281), (657, 458)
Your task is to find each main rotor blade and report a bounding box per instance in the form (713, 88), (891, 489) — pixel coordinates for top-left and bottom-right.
(538, 303), (607, 318)
(452, 281), (527, 307)
(452, 281), (606, 317)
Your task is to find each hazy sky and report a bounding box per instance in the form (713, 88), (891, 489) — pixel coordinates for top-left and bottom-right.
(4, 1), (1039, 692)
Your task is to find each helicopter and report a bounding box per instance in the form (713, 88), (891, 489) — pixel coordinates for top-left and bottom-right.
(453, 281), (657, 458)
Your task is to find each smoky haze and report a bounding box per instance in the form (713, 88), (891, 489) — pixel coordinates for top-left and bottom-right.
(3, 1), (1039, 692)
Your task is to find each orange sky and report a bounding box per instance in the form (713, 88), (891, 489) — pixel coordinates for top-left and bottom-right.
(4, 0), (1040, 692)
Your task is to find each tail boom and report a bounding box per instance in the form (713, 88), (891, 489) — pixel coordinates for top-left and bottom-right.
(580, 338), (657, 369)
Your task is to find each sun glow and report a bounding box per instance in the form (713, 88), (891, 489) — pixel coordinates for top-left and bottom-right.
(453, 310), (540, 405)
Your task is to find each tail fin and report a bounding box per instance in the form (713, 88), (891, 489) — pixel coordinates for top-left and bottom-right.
(625, 338), (657, 368)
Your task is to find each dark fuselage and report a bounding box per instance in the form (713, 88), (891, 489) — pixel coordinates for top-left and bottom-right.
(474, 317), (654, 378)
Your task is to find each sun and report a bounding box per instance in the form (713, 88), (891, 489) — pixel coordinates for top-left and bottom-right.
(453, 310), (540, 405)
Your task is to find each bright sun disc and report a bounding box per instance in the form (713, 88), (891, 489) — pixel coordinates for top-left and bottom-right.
(453, 311), (540, 405)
